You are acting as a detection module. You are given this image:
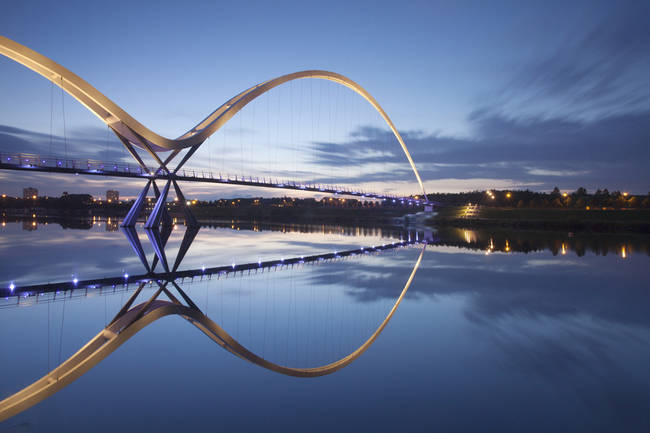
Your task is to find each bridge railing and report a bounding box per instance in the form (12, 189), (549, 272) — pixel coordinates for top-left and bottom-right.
(0, 152), (143, 174)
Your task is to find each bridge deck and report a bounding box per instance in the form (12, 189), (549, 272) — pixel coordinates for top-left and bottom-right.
(0, 153), (425, 205)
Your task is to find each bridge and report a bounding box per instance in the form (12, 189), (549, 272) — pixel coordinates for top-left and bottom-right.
(0, 35), (431, 229)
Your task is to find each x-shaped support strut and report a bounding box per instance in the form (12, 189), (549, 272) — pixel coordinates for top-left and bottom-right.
(111, 127), (201, 229)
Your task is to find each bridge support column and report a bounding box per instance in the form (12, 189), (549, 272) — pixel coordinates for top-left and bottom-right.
(112, 128), (201, 229)
(146, 179), (172, 229)
(121, 180), (151, 227)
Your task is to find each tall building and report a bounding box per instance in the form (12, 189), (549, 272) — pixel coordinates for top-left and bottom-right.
(106, 190), (119, 203)
(23, 187), (38, 199)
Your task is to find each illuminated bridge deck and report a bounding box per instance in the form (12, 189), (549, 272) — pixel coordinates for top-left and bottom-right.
(1, 238), (427, 300)
(0, 153), (427, 205)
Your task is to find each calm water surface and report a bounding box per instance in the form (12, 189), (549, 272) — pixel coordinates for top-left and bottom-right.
(0, 220), (649, 432)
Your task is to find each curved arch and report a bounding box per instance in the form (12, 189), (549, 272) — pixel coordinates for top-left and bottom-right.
(0, 36), (426, 196)
(0, 246), (424, 422)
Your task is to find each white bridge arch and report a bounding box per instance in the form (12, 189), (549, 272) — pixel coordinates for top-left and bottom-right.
(0, 35), (426, 196)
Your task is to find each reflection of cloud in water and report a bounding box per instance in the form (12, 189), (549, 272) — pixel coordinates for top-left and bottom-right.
(309, 246), (650, 429)
(523, 259), (589, 268)
(481, 314), (650, 428)
(310, 247), (650, 329)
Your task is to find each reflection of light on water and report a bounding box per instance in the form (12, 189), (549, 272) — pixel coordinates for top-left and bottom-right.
(505, 239), (510, 252)
(621, 246), (627, 259)
(463, 230), (476, 244)
(561, 243), (567, 255)
(485, 237), (495, 255)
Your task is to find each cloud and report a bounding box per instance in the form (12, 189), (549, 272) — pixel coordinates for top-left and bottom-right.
(299, 11), (650, 193)
(0, 124), (130, 163)
(499, 8), (650, 119)
(525, 168), (590, 177)
(3, 107), (648, 196)
(306, 107), (650, 192)
(1, 9), (648, 196)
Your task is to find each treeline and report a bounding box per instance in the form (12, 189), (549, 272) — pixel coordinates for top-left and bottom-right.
(426, 187), (650, 209)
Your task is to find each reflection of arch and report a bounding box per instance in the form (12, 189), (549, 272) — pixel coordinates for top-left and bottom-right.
(0, 36), (426, 195)
(0, 246), (425, 422)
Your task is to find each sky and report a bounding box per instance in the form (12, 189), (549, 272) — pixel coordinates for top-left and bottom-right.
(0, 0), (649, 198)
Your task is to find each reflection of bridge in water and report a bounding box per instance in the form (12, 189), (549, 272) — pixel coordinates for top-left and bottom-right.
(1, 238), (424, 299)
(0, 220), (427, 421)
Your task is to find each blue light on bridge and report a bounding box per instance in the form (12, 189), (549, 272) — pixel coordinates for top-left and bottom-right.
(9, 282), (15, 291)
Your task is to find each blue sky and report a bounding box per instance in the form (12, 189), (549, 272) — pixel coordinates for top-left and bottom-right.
(0, 0), (648, 198)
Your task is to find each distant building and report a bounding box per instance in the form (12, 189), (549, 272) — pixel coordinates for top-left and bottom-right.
(106, 190), (119, 203)
(23, 187), (38, 199)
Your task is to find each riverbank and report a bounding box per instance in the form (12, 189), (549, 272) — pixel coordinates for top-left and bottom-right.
(427, 206), (650, 233)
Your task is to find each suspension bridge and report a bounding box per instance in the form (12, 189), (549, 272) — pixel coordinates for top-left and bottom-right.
(0, 35), (432, 230)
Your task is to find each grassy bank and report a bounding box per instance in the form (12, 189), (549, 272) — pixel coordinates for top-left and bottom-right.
(429, 206), (650, 233)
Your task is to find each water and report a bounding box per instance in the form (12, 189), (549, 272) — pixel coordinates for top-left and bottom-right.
(1, 219), (649, 432)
